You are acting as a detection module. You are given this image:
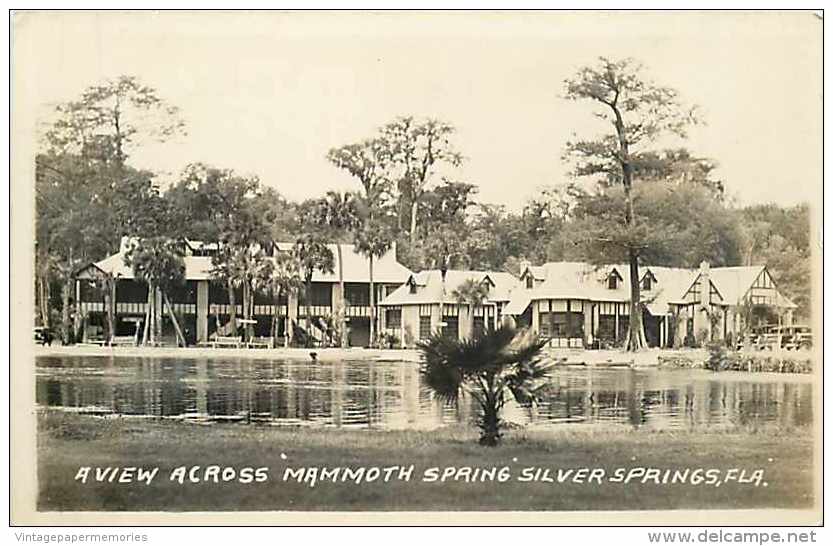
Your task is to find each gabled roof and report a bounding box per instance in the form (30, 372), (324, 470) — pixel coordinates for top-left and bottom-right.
(641, 269), (658, 282)
(521, 265), (547, 281)
(77, 241), (412, 284)
(380, 269), (520, 306)
(503, 261), (797, 316)
(503, 261), (697, 316)
(707, 266), (765, 304)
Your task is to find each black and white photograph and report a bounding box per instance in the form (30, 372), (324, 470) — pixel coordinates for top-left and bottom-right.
(9, 9), (823, 526)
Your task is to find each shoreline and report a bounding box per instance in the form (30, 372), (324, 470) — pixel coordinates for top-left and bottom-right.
(33, 344), (424, 362)
(31, 345), (815, 380)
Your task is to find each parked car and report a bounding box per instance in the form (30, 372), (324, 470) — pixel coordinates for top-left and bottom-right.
(779, 325), (813, 351)
(742, 324), (812, 351)
(33, 326), (53, 346)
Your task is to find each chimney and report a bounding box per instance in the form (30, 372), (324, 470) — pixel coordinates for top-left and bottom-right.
(699, 261), (710, 308)
(519, 258), (532, 276)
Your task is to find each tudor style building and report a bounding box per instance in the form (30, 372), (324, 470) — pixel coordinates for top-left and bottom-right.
(74, 238), (412, 347)
(503, 261), (797, 349)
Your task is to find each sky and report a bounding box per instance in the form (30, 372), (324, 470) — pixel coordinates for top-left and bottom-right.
(14, 10), (822, 211)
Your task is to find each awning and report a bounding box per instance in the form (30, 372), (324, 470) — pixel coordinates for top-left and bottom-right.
(502, 295), (532, 316)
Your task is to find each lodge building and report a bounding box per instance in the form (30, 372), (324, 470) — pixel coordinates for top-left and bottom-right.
(75, 238), (412, 347)
(74, 236), (797, 349)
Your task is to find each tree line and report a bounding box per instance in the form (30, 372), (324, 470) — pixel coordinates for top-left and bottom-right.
(35, 61), (812, 350)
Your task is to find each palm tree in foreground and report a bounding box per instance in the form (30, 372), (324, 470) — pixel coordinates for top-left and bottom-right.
(418, 325), (551, 446)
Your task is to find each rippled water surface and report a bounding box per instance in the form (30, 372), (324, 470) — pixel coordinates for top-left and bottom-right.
(36, 355), (813, 430)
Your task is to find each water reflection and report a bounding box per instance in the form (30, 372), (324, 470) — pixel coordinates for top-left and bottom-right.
(36, 356), (813, 431)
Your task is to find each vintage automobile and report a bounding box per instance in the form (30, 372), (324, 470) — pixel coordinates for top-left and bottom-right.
(779, 325), (813, 351)
(33, 326), (53, 345)
(739, 324), (812, 351)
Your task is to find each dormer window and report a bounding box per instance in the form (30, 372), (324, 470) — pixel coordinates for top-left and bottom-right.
(607, 269), (623, 290)
(641, 270), (657, 291)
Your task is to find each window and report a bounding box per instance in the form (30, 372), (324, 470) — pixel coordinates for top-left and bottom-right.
(473, 316), (486, 337)
(641, 271), (656, 291)
(386, 309), (402, 329)
(345, 283), (370, 306)
(598, 316), (616, 341)
(551, 313), (568, 337)
(419, 316), (432, 339)
(540, 311), (583, 338)
(539, 312), (550, 336)
(607, 269), (622, 289)
(299, 283), (332, 306)
(442, 316), (459, 339)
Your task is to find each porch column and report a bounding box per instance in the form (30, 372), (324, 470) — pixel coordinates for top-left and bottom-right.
(583, 302), (593, 348)
(430, 304), (441, 335)
(287, 291), (299, 342)
(196, 280), (209, 343)
(459, 306), (473, 340)
(400, 311), (406, 349)
(658, 317), (664, 348)
(402, 306), (419, 347)
(110, 280), (117, 339)
(614, 305), (620, 344)
(74, 279), (83, 340)
(332, 282), (345, 344)
(531, 300), (540, 334)
(155, 286), (163, 339)
(593, 303), (600, 342)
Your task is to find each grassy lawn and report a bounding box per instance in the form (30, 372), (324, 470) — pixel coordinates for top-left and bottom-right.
(37, 411), (814, 512)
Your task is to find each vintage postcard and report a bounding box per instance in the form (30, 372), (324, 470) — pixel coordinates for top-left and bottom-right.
(9, 10), (823, 525)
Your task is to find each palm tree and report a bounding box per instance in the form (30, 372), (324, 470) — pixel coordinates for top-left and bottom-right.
(269, 251), (302, 347)
(451, 278), (491, 339)
(292, 234), (335, 347)
(124, 237), (187, 346)
(210, 244), (273, 341)
(210, 245), (242, 335)
(313, 191), (359, 347)
(245, 247), (274, 341)
(354, 219), (393, 347)
(418, 325), (550, 446)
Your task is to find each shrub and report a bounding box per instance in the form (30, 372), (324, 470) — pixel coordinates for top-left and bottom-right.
(705, 341), (730, 372)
